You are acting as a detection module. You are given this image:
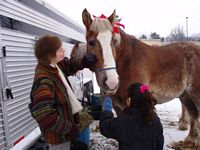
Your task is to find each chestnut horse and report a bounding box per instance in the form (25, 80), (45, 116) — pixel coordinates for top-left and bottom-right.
(75, 9), (200, 149)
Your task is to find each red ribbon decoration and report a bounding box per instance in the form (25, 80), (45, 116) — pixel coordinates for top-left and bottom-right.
(93, 14), (125, 33)
(93, 14), (107, 19)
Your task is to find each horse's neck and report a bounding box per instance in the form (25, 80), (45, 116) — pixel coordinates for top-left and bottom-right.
(115, 32), (154, 84)
(116, 32), (151, 61)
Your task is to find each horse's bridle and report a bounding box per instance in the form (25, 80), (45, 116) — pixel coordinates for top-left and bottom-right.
(95, 67), (119, 93)
(95, 67), (116, 72)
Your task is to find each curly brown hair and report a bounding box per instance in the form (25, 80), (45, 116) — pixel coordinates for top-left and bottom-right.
(34, 35), (62, 64)
(127, 83), (157, 125)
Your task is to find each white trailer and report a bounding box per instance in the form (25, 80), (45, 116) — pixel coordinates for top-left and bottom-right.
(0, 0), (93, 149)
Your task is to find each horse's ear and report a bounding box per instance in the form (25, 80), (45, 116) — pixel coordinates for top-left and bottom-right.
(74, 42), (79, 48)
(108, 9), (116, 26)
(70, 42), (79, 58)
(82, 8), (92, 30)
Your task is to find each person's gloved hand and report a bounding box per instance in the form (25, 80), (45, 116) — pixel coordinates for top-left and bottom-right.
(82, 53), (97, 68)
(103, 96), (113, 112)
(77, 109), (93, 132)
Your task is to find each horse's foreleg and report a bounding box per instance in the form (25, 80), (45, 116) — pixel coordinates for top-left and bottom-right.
(178, 103), (189, 130)
(179, 92), (200, 150)
(182, 117), (200, 149)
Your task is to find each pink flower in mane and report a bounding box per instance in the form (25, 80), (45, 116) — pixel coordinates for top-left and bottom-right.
(139, 84), (150, 94)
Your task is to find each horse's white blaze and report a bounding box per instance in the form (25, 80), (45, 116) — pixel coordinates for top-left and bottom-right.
(97, 31), (119, 90)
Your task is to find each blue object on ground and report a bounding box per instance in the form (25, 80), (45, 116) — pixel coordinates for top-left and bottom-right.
(103, 96), (113, 112)
(77, 127), (90, 145)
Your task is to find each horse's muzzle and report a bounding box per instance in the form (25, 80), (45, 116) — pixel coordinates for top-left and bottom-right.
(101, 78), (119, 95)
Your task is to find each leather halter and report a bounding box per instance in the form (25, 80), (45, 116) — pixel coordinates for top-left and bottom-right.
(95, 67), (116, 72)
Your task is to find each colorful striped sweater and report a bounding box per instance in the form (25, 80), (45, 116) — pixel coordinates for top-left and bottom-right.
(29, 57), (84, 144)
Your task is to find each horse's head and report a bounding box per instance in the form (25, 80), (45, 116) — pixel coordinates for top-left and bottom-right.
(82, 9), (120, 95)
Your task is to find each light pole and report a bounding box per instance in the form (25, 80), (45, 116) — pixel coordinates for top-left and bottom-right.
(186, 17), (188, 41)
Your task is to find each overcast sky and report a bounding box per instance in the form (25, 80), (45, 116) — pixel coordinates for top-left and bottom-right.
(45, 0), (200, 38)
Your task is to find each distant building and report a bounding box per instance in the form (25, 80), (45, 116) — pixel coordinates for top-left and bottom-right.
(140, 39), (164, 46)
(192, 41), (200, 46)
(141, 39), (200, 47)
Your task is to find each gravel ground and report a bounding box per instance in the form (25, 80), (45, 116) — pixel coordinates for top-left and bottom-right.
(29, 99), (188, 150)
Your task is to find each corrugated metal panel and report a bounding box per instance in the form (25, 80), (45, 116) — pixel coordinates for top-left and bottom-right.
(0, 109), (6, 150)
(1, 28), (38, 147)
(0, 0), (85, 42)
(0, 21), (8, 150)
(1, 28), (86, 148)
(0, 0), (92, 149)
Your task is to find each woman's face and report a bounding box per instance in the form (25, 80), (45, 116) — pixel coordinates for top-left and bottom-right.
(50, 46), (65, 64)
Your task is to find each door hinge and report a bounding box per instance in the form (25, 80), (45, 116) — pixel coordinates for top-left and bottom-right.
(2, 46), (6, 57)
(2, 87), (13, 100)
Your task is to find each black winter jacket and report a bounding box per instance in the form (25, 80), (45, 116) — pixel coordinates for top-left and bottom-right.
(99, 108), (164, 150)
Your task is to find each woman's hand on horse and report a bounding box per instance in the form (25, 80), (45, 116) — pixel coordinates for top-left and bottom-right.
(82, 53), (98, 68)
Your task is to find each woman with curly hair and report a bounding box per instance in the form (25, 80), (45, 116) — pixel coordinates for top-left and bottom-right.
(29, 35), (97, 150)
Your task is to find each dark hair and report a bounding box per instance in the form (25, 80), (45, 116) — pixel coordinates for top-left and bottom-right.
(127, 83), (156, 125)
(34, 35), (62, 64)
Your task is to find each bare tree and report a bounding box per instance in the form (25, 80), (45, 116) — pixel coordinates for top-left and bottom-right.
(190, 33), (200, 41)
(166, 25), (186, 42)
(150, 32), (160, 39)
(139, 34), (147, 39)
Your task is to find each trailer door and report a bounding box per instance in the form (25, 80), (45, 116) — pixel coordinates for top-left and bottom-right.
(0, 21), (7, 150)
(1, 28), (39, 149)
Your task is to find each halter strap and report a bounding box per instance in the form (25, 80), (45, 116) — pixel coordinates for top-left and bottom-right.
(96, 67), (116, 72)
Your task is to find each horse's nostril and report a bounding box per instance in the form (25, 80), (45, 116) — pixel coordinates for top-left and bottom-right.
(102, 77), (110, 90)
(103, 77), (107, 85)
(103, 82), (109, 91)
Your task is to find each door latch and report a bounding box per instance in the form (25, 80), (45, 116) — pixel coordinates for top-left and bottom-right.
(6, 88), (13, 99)
(2, 46), (6, 57)
(3, 87), (14, 100)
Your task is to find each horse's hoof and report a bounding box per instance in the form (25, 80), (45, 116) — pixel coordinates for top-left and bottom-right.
(182, 140), (195, 148)
(197, 142), (200, 150)
(170, 140), (197, 150)
(170, 141), (184, 150)
(178, 125), (188, 131)
(178, 122), (188, 131)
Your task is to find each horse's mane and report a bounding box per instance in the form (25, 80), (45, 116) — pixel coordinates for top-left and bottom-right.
(117, 28), (143, 49)
(90, 18), (112, 33)
(91, 18), (123, 46)
(90, 18), (139, 47)
(119, 28), (137, 40)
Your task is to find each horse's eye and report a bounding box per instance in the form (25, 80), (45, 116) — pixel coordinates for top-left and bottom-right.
(88, 40), (96, 47)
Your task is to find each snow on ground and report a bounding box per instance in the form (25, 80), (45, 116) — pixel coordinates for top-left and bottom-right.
(89, 98), (189, 150)
(156, 98), (189, 150)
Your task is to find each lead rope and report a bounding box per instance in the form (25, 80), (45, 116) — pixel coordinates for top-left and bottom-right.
(101, 90), (105, 111)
